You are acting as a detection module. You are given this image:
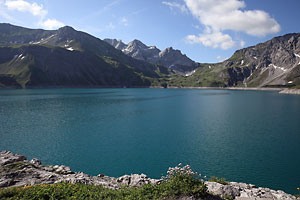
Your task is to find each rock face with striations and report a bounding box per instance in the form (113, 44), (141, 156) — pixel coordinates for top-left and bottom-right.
(0, 151), (298, 200)
(222, 33), (300, 87)
(104, 38), (199, 74)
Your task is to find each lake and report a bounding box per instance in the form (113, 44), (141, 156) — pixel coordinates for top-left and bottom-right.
(0, 88), (299, 194)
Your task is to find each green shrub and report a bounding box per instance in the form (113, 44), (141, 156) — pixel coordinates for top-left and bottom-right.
(0, 164), (208, 200)
(0, 176), (207, 199)
(209, 176), (228, 185)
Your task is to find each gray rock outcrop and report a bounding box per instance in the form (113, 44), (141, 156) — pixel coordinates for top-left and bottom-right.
(0, 151), (298, 200)
(222, 33), (300, 87)
(279, 88), (300, 95)
(0, 151), (160, 189)
(206, 181), (297, 200)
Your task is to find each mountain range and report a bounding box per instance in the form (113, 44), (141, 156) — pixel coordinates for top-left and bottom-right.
(104, 39), (199, 75)
(0, 23), (167, 88)
(0, 23), (299, 89)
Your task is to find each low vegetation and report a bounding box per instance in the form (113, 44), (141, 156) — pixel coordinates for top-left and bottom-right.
(208, 176), (228, 185)
(0, 164), (208, 200)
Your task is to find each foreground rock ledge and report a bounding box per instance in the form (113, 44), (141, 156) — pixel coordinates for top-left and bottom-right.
(0, 151), (298, 200)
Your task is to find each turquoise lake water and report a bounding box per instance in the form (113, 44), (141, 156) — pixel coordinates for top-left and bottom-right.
(0, 88), (299, 193)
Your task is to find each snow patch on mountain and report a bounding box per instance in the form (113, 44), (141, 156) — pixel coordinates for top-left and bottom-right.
(67, 47), (74, 51)
(269, 64), (287, 72)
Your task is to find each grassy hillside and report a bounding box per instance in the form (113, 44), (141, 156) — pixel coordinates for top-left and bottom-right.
(0, 45), (167, 88)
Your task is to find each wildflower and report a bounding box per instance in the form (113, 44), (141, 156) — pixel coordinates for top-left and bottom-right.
(297, 187), (299, 190)
(163, 163), (206, 182)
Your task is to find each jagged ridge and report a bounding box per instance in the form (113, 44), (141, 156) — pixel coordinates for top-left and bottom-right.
(104, 38), (199, 74)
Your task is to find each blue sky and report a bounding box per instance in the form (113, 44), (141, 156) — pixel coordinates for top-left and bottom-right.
(0, 0), (299, 63)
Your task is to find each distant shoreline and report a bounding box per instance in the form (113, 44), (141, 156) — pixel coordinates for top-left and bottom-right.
(1, 86), (300, 95)
(161, 86), (300, 95)
(166, 86), (283, 91)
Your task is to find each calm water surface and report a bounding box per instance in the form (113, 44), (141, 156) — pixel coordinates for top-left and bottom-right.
(0, 88), (299, 193)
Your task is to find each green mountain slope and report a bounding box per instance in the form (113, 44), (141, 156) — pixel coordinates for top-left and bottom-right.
(0, 24), (168, 88)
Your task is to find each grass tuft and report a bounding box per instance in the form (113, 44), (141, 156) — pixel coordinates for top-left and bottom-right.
(209, 176), (228, 185)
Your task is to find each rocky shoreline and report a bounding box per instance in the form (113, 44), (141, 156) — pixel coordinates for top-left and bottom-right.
(0, 151), (298, 200)
(279, 89), (300, 95)
(168, 86), (300, 95)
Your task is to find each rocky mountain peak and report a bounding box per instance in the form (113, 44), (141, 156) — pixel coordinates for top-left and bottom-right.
(159, 47), (182, 57)
(104, 38), (198, 74)
(127, 39), (148, 49)
(103, 39), (126, 50)
(58, 26), (75, 32)
(54, 26), (79, 43)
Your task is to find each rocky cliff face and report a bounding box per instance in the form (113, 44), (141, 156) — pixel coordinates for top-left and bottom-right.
(222, 33), (300, 87)
(0, 151), (298, 200)
(104, 38), (199, 74)
(169, 33), (300, 88)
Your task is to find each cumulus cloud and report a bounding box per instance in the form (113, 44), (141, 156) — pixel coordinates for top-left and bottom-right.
(184, 0), (280, 37)
(3, 0), (64, 29)
(41, 19), (64, 30)
(180, 0), (281, 50)
(0, 0), (17, 22)
(186, 31), (235, 50)
(162, 1), (188, 13)
(5, 0), (47, 17)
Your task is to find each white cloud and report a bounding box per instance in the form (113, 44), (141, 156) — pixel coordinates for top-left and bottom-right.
(0, 0), (17, 22)
(5, 0), (47, 18)
(2, 0), (64, 30)
(162, 1), (188, 13)
(120, 17), (128, 26)
(41, 19), (64, 29)
(184, 0), (280, 37)
(240, 40), (245, 47)
(192, 24), (201, 30)
(186, 31), (235, 50)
